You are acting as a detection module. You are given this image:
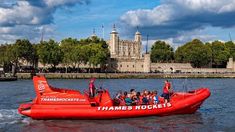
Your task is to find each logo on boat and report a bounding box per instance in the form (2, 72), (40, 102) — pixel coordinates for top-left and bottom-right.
(38, 81), (46, 93)
(41, 97), (86, 102)
(97, 103), (172, 111)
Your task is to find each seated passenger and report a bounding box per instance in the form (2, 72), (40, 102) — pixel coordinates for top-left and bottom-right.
(113, 92), (122, 106)
(132, 95), (138, 105)
(125, 94), (133, 106)
(142, 96), (149, 105)
(146, 91), (153, 104)
(136, 92), (142, 105)
(152, 91), (159, 104)
(123, 91), (128, 99)
(130, 88), (136, 98)
(141, 89), (149, 105)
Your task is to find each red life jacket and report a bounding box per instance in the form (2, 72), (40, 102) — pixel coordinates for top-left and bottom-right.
(163, 82), (171, 94)
(89, 83), (95, 94)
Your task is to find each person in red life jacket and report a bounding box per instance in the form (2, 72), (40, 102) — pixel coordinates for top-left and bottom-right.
(161, 80), (171, 103)
(89, 78), (96, 98)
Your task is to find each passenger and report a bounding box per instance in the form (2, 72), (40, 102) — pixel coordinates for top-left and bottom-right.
(136, 92), (142, 105)
(89, 78), (96, 98)
(123, 91), (128, 99)
(113, 91), (122, 106)
(130, 89), (135, 93)
(119, 96), (126, 106)
(125, 94), (133, 106)
(142, 91), (149, 105)
(152, 91), (159, 104)
(161, 80), (171, 103)
(132, 95), (138, 105)
(146, 91), (152, 104)
(130, 88), (136, 98)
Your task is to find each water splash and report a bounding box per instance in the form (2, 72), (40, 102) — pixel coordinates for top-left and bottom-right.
(0, 109), (32, 128)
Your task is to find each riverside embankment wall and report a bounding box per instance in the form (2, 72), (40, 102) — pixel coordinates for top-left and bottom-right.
(16, 73), (235, 79)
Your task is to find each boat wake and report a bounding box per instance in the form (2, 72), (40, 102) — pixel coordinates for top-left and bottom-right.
(0, 109), (31, 127)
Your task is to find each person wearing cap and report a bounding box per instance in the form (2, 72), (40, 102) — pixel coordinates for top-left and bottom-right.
(89, 78), (96, 98)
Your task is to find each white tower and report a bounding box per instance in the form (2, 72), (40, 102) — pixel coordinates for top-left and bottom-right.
(135, 26), (142, 42)
(110, 24), (119, 58)
(135, 29), (142, 58)
(135, 30), (142, 42)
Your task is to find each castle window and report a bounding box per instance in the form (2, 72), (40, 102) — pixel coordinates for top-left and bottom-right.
(120, 64), (122, 67)
(127, 65), (129, 67)
(133, 65), (134, 68)
(142, 65), (144, 68)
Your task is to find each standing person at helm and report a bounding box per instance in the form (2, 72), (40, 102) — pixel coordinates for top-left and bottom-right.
(89, 78), (96, 98)
(161, 80), (171, 103)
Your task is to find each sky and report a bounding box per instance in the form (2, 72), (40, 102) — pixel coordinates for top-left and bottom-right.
(0, 0), (235, 49)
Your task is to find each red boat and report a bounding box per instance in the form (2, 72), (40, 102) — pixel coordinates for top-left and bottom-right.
(18, 76), (210, 119)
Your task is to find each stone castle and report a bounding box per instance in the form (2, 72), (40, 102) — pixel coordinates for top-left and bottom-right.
(106, 25), (235, 73)
(107, 25), (150, 72)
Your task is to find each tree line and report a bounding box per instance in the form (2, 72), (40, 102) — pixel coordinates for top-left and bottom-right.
(151, 39), (235, 68)
(0, 36), (109, 74)
(1, 37), (235, 74)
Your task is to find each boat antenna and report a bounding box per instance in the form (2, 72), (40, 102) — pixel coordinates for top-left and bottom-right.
(229, 32), (233, 41)
(102, 24), (104, 39)
(40, 26), (45, 43)
(146, 34), (149, 54)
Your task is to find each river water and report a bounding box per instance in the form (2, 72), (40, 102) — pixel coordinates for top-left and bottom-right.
(0, 78), (235, 132)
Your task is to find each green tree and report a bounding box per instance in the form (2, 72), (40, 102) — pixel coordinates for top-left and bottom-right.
(2, 39), (35, 75)
(150, 41), (174, 63)
(76, 37), (110, 72)
(0, 45), (7, 66)
(60, 38), (78, 68)
(14, 39), (34, 63)
(225, 41), (235, 59)
(175, 39), (212, 68)
(210, 40), (230, 67)
(38, 39), (63, 68)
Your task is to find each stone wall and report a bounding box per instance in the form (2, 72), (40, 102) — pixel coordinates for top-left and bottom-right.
(107, 53), (151, 73)
(151, 62), (233, 73)
(226, 58), (235, 72)
(108, 58), (145, 72)
(151, 63), (193, 72)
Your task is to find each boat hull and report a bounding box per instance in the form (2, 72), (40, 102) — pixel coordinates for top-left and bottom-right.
(19, 88), (210, 119)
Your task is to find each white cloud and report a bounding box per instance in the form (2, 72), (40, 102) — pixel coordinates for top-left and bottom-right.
(121, 0), (235, 27)
(0, 0), (89, 43)
(44, 0), (88, 8)
(0, 25), (55, 44)
(0, 1), (49, 26)
(120, 0), (235, 46)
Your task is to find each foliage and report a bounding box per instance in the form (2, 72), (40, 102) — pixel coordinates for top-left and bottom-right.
(0, 45), (7, 66)
(175, 39), (212, 68)
(60, 38), (79, 66)
(150, 41), (174, 63)
(38, 39), (63, 67)
(225, 41), (235, 59)
(1, 36), (232, 72)
(209, 41), (230, 67)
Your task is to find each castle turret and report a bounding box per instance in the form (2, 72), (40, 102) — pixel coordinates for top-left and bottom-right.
(110, 24), (119, 58)
(135, 30), (141, 42)
(135, 29), (142, 58)
(90, 28), (97, 39)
